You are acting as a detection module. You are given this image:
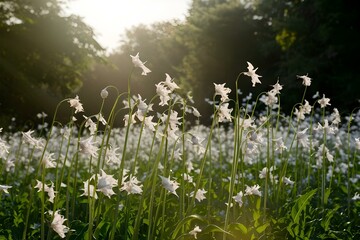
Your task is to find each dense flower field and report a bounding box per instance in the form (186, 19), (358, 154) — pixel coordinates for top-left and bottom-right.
(1, 54), (360, 239)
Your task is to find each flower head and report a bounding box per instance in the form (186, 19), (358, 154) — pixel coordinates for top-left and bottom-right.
(159, 175), (179, 197)
(189, 225), (202, 239)
(50, 210), (70, 238)
(244, 184), (262, 197)
(214, 83), (231, 102)
(130, 52), (151, 75)
(317, 94), (331, 108)
(0, 184), (12, 194)
(297, 74), (311, 86)
(244, 62), (262, 87)
(232, 191), (244, 207)
(121, 175), (143, 195)
(68, 95), (84, 113)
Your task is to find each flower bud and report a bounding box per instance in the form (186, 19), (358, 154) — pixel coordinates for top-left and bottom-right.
(100, 88), (108, 99)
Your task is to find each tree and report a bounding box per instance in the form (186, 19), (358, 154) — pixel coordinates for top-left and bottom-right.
(0, 0), (104, 126)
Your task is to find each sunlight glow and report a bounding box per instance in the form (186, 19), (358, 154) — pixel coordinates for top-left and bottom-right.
(66, 0), (190, 52)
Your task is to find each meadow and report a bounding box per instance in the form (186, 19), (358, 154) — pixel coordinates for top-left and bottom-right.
(1, 54), (359, 239)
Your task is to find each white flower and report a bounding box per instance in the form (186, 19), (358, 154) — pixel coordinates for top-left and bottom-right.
(190, 188), (207, 202)
(144, 116), (157, 132)
(244, 62), (262, 87)
(217, 103), (233, 122)
(130, 52), (151, 75)
(159, 175), (179, 197)
(297, 74), (311, 86)
(282, 176), (294, 186)
(50, 210), (70, 238)
(68, 95), (84, 113)
(96, 113), (107, 126)
(244, 184), (262, 197)
(232, 191), (244, 207)
(191, 107), (201, 118)
(123, 113), (136, 126)
(121, 175), (143, 195)
(79, 136), (98, 158)
(22, 130), (44, 149)
(189, 225), (202, 239)
(296, 128), (309, 148)
(81, 179), (98, 199)
(331, 108), (341, 125)
(0, 184), (12, 194)
(318, 94), (331, 108)
(156, 83), (171, 106)
(100, 88), (109, 99)
(42, 152), (56, 168)
(34, 180), (56, 203)
(355, 138), (360, 150)
(83, 115), (97, 135)
(270, 80), (283, 94)
(352, 192), (360, 201)
(164, 73), (179, 91)
(214, 83), (231, 102)
(97, 169), (117, 198)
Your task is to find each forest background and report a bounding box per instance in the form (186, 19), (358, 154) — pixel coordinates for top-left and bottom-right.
(1, 0), (359, 129)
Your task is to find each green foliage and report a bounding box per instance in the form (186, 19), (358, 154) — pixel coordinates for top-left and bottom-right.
(0, 0), (104, 125)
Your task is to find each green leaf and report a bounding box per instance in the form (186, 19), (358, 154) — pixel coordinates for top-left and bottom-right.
(230, 223), (248, 234)
(321, 205), (340, 231)
(256, 222), (270, 234)
(291, 189), (317, 225)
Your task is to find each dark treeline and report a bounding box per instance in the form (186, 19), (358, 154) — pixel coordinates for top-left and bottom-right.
(1, 0), (359, 129)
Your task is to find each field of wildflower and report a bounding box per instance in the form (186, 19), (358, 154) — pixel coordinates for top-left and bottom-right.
(1, 53), (360, 239)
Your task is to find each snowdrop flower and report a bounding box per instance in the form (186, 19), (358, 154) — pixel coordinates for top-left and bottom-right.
(189, 225), (202, 239)
(244, 184), (262, 197)
(79, 136), (98, 158)
(120, 175), (143, 195)
(232, 191), (244, 207)
(190, 188), (207, 202)
(318, 94), (331, 108)
(83, 115), (97, 135)
(144, 116), (157, 132)
(42, 152), (56, 168)
(156, 83), (171, 106)
(68, 95), (84, 113)
(270, 80), (283, 94)
(159, 175), (180, 197)
(352, 192), (360, 201)
(296, 128), (309, 148)
(282, 176), (294, 186)
(244, 62), (262, 87)
(130, 52), (151, 75)
(191, 107), (201, 118)
(355, 138), (360, 150)
(123, 113), (136, 126)
(34, 180), (56, 203)
(95, 113), (107, 126)
(22, 130), (44, 149)
(97, 169), (117, 198)
(0, 184), (12, 194)
(81, 179), (98, 199)
(214, 83), (231, 102)
(217, 103), (233, 122)
(164, 73), (179, 91)
(100, 88), (109, 99)
(297, 74), (311, 86)
(50, 210), (70, 238)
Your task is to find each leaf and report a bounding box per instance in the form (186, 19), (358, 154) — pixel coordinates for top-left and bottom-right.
(321, 205), (340, 231)
(171, 214), (205, 239)
(202, 224), (235, 237)
(291, 189), (317, 225)
(230, 223), (248, 234)
(256, 222), (270, 233)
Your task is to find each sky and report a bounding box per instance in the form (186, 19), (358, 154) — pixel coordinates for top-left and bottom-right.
(66, 0), (191, 52)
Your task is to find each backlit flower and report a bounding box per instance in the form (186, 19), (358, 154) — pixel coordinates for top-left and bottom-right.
(244, 62), (262, 87)
(159, 175), (179, 197)
(214, 83), (231, 102)
(318, 94), (331, 108)
(189, 225), (202, 239)
(244, 184), (262, 197)
(0, 184), (12, 194)
(50, 210), (70, 238)
(297, 74), (311, 86)
(97, 169), (117, 198)
(190, 188), (207, 202)
(130, 52), (151, 75)
(68, 95), (84, 113)
(121, 175), (143, 195)
(233, 191), (244, 207)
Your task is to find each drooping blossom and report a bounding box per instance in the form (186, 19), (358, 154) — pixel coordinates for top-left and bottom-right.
(214, 83), (231, 102)
(282, 176), (294, 186)
(79, 136), (98, 158)
(34, 180), (56, 203)
(81, 179), (98, 199)
(49, 210), (70, 238)
(352, 192), (360, 201)
(317, 94), (331, 108)
(217, 103), (233, 122)
(0, 184), (12, 194)
(159, 175), (180, 197)
(296, 128), (309, 148)
(96, 169), (117, 198)
(244, 62), (262, 87)
(190, 188), (207, 202)
(189, 225), (202, 239)
(156, 83), (171, 106)
(100, 88), (109, 99)
(130, 52), (151, 75)
(22, 130), (44, 149)
(244, 184), (262, 197)
(68, 95), (84, 113)
(297, 74), (311, 86)
(232, 191), (244, 207)
(120, 175), (143, 195)
(164, 73), (180, 91)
